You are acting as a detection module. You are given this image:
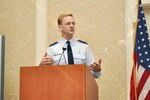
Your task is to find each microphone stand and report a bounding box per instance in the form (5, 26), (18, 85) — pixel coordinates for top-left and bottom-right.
(57, 47), (66, 65)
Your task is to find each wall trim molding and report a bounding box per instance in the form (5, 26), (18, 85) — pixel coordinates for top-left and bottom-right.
(35, 0), (47, 65)
(125, 0), (137, 99)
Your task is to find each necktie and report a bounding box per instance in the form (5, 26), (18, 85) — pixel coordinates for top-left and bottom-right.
(66, 41), (74, 64)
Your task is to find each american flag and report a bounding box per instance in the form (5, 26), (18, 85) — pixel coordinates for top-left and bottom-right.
(130, 0), (150, 100)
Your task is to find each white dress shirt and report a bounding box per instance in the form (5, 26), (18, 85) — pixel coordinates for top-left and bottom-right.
(47, 38), (101, 78)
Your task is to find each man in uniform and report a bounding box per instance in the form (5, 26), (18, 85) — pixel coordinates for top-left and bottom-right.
(39, 13), (102, 78)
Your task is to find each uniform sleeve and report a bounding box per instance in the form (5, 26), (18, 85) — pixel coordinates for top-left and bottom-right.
(47, 47), (53, 57)
(85, 45), (101, 78)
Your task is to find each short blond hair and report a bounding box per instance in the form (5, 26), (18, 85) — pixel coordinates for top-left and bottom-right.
(57, 13), (73, 25)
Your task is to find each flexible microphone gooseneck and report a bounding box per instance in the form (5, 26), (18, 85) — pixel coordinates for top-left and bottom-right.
(62, 47), (67, 65)
(57, 47), (66, 65)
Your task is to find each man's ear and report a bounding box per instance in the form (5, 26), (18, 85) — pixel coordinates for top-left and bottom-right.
(58, 25), (62, 31)
(58, 25), (61, 29)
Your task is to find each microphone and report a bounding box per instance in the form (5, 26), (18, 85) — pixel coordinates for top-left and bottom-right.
(62, 47), (66, 51)
(62, 48), (67, 65)
(57, 47), (66, 65)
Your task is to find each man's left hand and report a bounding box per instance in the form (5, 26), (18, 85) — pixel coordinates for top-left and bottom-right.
(90, 59), (102, 72)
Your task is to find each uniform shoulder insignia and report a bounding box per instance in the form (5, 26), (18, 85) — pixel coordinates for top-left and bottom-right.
(49, 42), (58, 47)
(77, 40), (88, 44)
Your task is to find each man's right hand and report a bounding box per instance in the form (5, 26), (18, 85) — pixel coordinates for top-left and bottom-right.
(39, 52), (54, 66)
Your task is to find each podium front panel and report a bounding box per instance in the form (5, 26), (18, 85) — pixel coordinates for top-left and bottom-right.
(20, 65), (86, 100)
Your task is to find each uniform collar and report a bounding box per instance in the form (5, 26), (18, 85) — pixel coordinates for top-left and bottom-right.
(59, 38), (76, 46)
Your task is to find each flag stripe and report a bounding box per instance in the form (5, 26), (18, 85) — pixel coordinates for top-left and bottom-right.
(139, 76), (150, 100)
(137, 65), (144, 84)
(145, 90), (150, 100)
(137, 69), (150, 98)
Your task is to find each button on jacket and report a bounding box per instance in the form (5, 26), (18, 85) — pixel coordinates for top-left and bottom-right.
(47, 38), (101, 78)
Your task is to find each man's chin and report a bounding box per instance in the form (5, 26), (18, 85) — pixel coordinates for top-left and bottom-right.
(68, 32), (74, 35)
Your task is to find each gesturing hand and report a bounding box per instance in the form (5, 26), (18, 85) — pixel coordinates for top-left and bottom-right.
(90, 59), (102, 72)
(39, 53), (54, 66)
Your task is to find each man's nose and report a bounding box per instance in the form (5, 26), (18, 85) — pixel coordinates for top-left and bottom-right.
(70, 23), (74, 27)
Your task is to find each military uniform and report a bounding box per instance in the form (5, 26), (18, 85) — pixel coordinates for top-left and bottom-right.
(47, 38), (101, 78)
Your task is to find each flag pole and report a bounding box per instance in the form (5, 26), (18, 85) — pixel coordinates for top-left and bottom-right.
(132, 0), (141, 100)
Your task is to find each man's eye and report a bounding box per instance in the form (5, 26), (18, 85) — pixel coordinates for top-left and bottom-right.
(64, 22), (75, 26)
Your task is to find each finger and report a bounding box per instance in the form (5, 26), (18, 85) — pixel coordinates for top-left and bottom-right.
(42, 59), (54, 65)
(91, 65), (99, 70)
(43, 52), (48, 57)
(93, 62), (99, 66)
(43, 58), (54, 63)
(42, 62), (50, 66)
(99, 59), (102, 64)
(90, 65), (98, 70)
(44, 61), (53, 65)
(90, 67), (94, 71)
(90, 63), (98, 68)
(90, 64), (101, 72)
(90, 66), (100, 72)
(90, 65), (95, 70)
(44, 57), (53, 60)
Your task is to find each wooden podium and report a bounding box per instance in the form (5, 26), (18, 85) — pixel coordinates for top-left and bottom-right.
(20, 64), (98, 100)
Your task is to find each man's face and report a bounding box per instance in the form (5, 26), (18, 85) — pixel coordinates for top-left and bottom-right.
(59, 16), (75, 35)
